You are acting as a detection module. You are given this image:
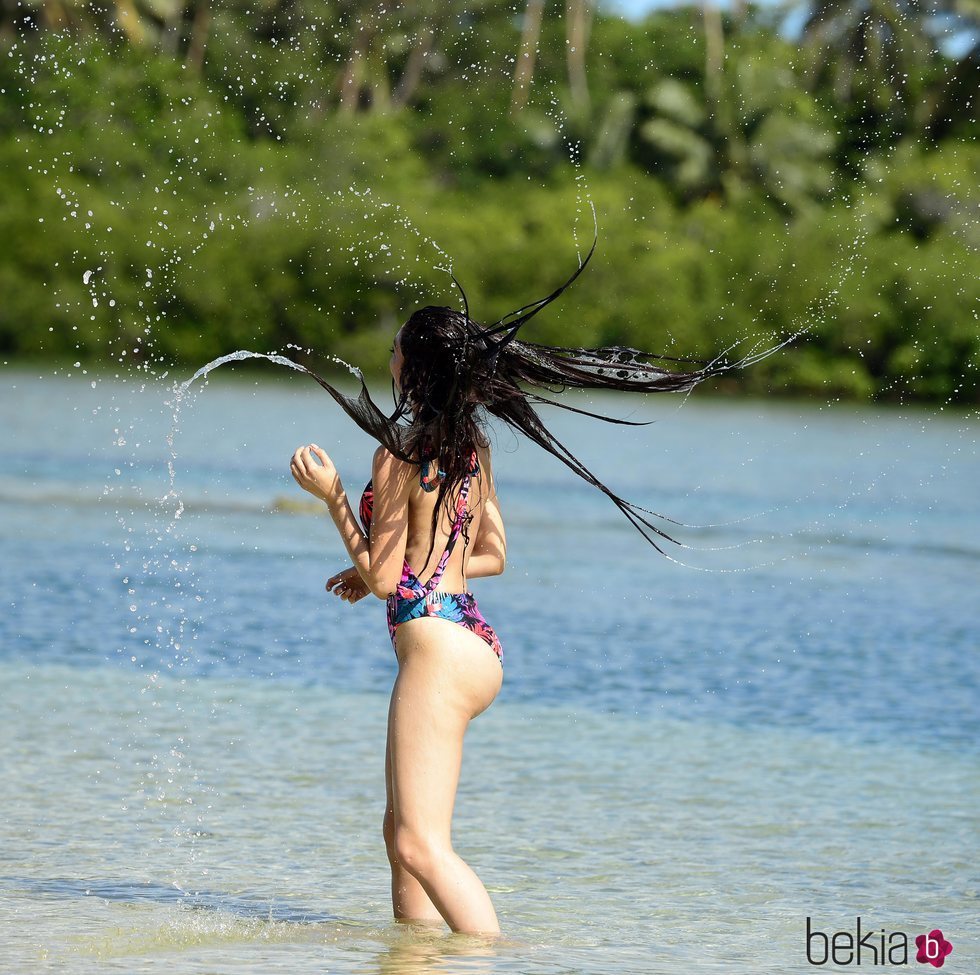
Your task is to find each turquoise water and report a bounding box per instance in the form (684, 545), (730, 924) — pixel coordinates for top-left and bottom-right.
(2, 367), (978, 973)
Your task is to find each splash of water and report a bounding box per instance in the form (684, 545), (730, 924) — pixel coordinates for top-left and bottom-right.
(163, 349), (362, 522)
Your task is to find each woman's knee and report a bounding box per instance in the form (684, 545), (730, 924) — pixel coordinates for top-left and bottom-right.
(392, 824), (449, 877)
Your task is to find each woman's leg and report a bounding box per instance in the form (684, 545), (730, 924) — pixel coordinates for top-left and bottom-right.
(388, 617), (503, 935)
(383, 729), (443, 923)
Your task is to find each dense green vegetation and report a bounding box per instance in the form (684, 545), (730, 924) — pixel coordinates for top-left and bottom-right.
(0, 1), (976, 402)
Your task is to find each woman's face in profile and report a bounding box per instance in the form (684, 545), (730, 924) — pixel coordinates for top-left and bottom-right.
(390, 325), (405, 391)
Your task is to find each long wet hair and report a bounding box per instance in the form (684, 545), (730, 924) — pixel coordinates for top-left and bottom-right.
(301, 233), (793, 564)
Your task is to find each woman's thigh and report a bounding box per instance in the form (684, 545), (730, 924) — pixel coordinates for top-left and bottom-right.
(387, 618), (503, 837)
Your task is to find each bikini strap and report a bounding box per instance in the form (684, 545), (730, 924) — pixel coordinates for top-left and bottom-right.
(421, 468), (474, 593)
(419, 455), (445, 492)
(420, 447), (479, 490)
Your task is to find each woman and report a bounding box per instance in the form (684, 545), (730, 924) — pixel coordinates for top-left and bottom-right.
(287, 242), (791, 934)
(291, 315), (507, 935)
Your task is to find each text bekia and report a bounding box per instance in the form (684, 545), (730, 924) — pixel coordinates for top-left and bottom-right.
(805, 918), (954, 967)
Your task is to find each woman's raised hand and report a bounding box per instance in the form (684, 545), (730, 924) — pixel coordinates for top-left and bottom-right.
(326, 565), (370, 604)
(290, 443), (339, 503)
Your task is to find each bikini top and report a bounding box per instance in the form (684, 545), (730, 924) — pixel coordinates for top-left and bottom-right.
(359, 448), (481, 594)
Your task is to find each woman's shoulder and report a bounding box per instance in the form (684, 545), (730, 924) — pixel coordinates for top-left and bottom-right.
(371, 441), (491, 485)
(473, 441), (497, 496)
(475, 438), (493, 465)
(371, 445), (419, 495)
(372, 444), (415, 472)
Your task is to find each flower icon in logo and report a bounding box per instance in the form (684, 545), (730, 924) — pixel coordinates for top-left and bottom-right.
(915, 929), (953, 968)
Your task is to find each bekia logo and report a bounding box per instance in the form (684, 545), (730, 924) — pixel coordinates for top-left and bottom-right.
(915, 930), (954, 969)
(806, 918), (954, 968)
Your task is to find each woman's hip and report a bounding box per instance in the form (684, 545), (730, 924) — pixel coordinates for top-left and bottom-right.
(387, 591), (504, 668)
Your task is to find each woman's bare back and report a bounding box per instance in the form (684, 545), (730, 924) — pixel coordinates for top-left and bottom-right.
(401, 442), (494, 591)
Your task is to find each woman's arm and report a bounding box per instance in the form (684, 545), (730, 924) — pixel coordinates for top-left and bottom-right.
(291, 443), (412, 599)
(467, 449), (506, 578)
(466, 551), (505, 580)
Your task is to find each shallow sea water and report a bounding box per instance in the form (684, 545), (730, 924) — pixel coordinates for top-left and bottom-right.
(1, 368), (977, 974)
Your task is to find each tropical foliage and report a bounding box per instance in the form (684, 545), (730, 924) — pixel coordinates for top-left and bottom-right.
(0, 0), (976, 403)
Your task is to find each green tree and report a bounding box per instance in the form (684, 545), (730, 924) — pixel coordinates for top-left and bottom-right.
(637, 50), (837, 212)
